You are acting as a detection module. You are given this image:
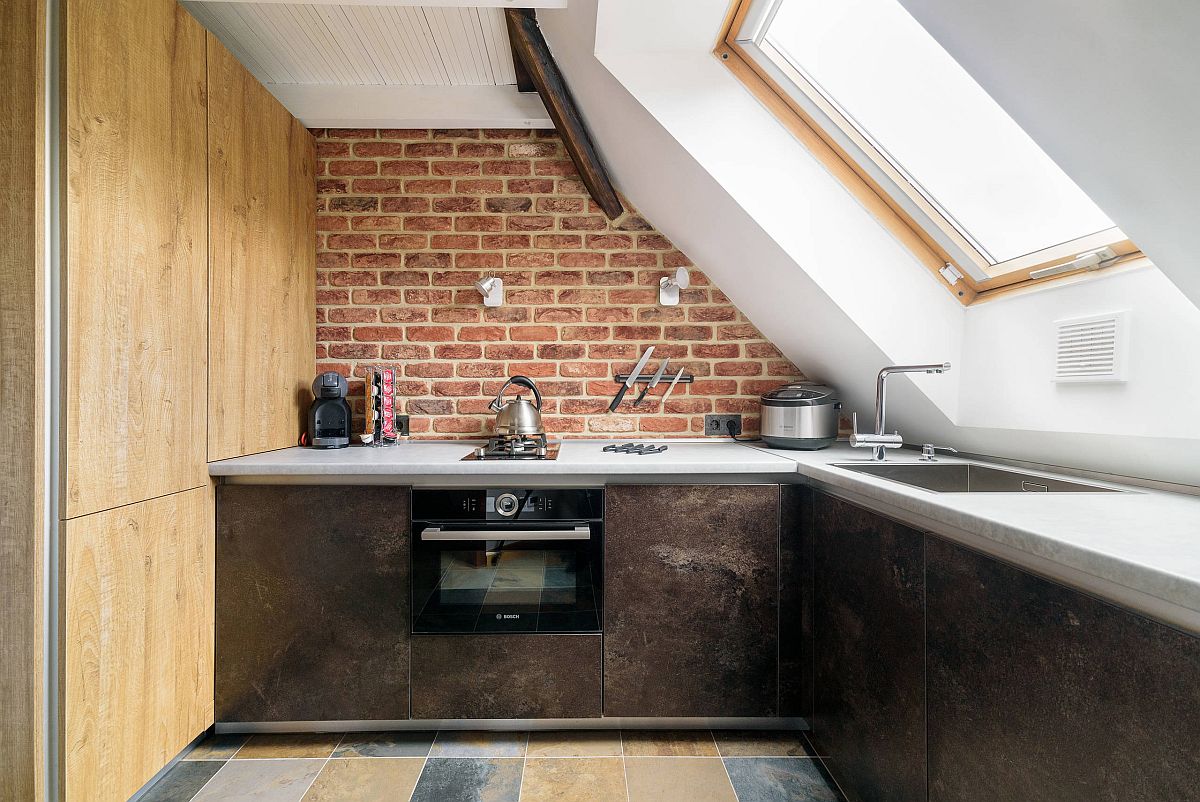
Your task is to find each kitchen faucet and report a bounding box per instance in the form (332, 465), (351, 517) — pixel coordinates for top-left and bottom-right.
(850, 363), (952, 460)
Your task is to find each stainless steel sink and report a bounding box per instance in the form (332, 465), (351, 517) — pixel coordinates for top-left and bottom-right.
(833, 462), (1119, 493)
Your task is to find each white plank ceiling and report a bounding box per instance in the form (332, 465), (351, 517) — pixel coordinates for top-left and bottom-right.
(183, 2), (520, 86)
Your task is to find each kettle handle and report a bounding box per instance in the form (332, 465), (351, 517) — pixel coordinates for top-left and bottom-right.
(491, 375), (543, 411)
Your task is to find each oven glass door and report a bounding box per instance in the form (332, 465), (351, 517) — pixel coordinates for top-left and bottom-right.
(412, 522), (602, 634)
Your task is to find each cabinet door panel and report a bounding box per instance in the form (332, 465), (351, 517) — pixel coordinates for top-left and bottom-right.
(64, 0), (208, 517)
(780, 484), (814, 718)
(207, 35), (316, 461)
(926, 535), (1200, 802)
(604, 484), (779, 717)
(63, 488), (214, 802)
(811, 492), (926, 802)
(216, 486), (410, 722)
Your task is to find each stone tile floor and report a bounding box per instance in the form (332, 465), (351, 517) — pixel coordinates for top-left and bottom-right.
(141, 729), (842, 801)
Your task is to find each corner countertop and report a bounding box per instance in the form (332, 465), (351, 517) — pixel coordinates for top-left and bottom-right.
(209, 439), (1200, 633)
(206, 438), (801, 477)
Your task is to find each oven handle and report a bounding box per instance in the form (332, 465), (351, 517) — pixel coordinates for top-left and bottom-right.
(419, 525), (592, 542)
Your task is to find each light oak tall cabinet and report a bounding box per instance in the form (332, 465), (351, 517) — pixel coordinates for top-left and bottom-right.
(52, 1), (316, 800)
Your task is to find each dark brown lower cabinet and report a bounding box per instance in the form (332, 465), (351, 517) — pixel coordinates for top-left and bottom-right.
(603, 484), (780, 717)
(811, 492), (926, 802)
(411, 635), (602, 719)
(780, 484), (814, 719)
(216, 485), (411, 722)
(926, 534), (1200, 802)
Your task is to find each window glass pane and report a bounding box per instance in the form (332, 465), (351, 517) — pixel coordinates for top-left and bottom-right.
(765, 0), (1113, 264)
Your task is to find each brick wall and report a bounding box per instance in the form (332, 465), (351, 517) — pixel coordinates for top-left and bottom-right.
(313, 127), (803, 438)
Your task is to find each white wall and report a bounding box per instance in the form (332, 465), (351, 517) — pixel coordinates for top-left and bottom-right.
(540, 0), (1200, 487)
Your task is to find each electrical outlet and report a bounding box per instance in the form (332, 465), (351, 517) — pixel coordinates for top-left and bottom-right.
(395, 414), (410, 437)
(705, 414), (742, 437)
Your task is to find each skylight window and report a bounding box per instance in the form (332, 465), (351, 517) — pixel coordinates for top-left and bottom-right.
(720, 0), (1143, 301)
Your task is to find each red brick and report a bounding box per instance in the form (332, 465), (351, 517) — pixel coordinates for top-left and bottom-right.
(407, 399), (454, 415)
(432, 160), (480, 176)
(316, 289), (349, 305)
(404, 216), (453, 231)
(456, 216), (503, 232)
(691, 380), (738, 395)
(609, 252), (657, 268)
(379, 234), (428, 250)
(382, 345), (431, 360)
(404, 252), (452, 269)
(327, 128), (378, 139)
(432, 381), (482, 397)
(715, 360), (763, 376)
(406, 142), (454, 157)
(378, 270), (429, 286)
(558, 289), (606, 304)
(330, 196), (379, 212)
(614, 325), (662, 340)
(561, 326), (610, 341)
(431, 235), (480, 249)
(534, 160), (580, 177)
(665, 398), (713, 414)
(351, 215), (402, 230)
(638, 234), (673, 250)
(482, 129), (532, 140)
(405, 289), (454, 304)
(693, 343), (741, 358)
(746, 342), (783, 358)
(483, 159), (531, 176)
(317, 252), (350, 269)
(640, 417), (688, 432)
(433, 129), (481, 139)
(328, 342), (380, 360)
(456, 362), (507, 378)
(507, 289), (554, 305)
(509, 142), (558, 157)
(326, 234), (377, 250)
(587, 307), (634, 323)
(586, 234), (633, 249)
(608, 289), (657, 304)
(406, 326), (456, 341)
(351, 325), (404, 341)
(456, 179), (505, 194)
(383, 307), (432, 323)
(663, 250), (693, 268)
(718, 324), (761, 340)
(767, 360), (802, 377)
(318, 179), (348, 194)
(432, 196), (480, 213)
(328, 160), (377, 176)
(381, 196), (431, 213)
(351, 254), (401, 270)
(455, 253), (504, 268)
(638, 307), (685, 323)
(404, 179), (454, 194)
(535, 271), (583, 286)
(435, 344), (482, 359)
(317, 216), (349, 231)
(588, 417), (636, 433)
(432, 271), (482, 286)
(504, 362), (557, 378)
(406, 362), (454, 378)
(552, 253), (602, 268)
(328, 307), (377, 323)
(507, 252), (556, 269)
(534, 307), (583, 323)
(483, 307), (530, 323)
(378, 129), (428, 140)
(351, 179), (406, 194)
(508, 179), (556, 194)
(589, 344), (636, 359)
(457, 143), (506, 158)
(507, 215), (555, 231)
(481, 234), (531, 249)
(353, 142), (406, 157)
(716, 398), (760, 414)
(457, 326), (507, 342)
(485, 344), (535, 360)
(558, 361), (608, 378)
(689, 306), (737, 322)
(559, 215), (607, 231)
(508, 325), (558, 341)
(587, 270), (634, 286)
(485, 196), (533, 213)
(328, 270), (378, 286)
(318, 141), (350, 158)
(665, 325), (713, 341)
(433, 416), (485, 433)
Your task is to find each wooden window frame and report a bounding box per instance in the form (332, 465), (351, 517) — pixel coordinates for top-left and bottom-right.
(716, 0), (1147, 305)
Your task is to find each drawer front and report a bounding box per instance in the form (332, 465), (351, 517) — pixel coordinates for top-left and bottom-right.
(411, 635), (602, 719)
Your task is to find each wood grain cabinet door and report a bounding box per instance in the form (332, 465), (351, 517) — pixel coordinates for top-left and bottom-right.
(603, 484), (780, 717)
(216, 486), (411, 722)
(811, 492), (926, 802)
(926, 535), (1200, 802)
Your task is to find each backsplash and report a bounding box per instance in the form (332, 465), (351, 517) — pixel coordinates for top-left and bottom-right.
(313, 128), (803, 438)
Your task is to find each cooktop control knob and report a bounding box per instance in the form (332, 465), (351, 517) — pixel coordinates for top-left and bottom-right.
(495, 492), (519, 517)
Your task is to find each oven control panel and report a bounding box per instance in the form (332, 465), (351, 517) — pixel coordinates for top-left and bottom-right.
(411, 488), (603, 522)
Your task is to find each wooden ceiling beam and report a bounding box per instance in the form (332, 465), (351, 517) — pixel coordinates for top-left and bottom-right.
(505, 8), (623, 219)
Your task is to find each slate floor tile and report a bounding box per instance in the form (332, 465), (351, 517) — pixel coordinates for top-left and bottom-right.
(429, 730), (528, 758)
(235, 733), (341, 759)
(333, 731), (437, 758)
(303, 757), (425, 801)
(621, 730), (719, 757)
(191, 759), (324, 802)
(185, 733), (249, 760)
(526, 730), (622, 757)
(723, 757), (840, 802)
(519, 757), (627, 802)
(139, 760), (224, 802)
(624, 757), (737, 802)
(712, 729), (815, 757)
(409, 757), (523, 802)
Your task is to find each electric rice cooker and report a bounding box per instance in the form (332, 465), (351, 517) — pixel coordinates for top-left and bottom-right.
(760, 383), (842, 450)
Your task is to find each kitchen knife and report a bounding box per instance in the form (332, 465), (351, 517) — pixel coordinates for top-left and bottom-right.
(633, 357), (670, 406)
(659, 367), (686, 408)
(608, 346), (655, 412)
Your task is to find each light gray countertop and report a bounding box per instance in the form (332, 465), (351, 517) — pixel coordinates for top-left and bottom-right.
(209, 439), (1200, 633)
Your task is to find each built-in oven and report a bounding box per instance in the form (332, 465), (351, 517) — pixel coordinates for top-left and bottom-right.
(411, 488), (603, 635)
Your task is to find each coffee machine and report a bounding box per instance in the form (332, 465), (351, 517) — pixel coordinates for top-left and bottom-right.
(307, 372), (352, 449)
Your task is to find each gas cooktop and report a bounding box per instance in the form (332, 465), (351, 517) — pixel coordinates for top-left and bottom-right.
(463, 433), (560, 461)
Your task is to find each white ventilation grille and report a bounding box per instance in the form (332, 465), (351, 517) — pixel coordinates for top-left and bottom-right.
(1053, 312), (1127, 383)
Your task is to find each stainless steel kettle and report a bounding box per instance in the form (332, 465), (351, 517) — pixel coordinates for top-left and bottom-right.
(489, 375), (544, 436)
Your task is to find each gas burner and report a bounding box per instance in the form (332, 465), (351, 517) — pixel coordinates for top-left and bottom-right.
(467, 433), (558, 460)
(603, 442), (669, 455)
